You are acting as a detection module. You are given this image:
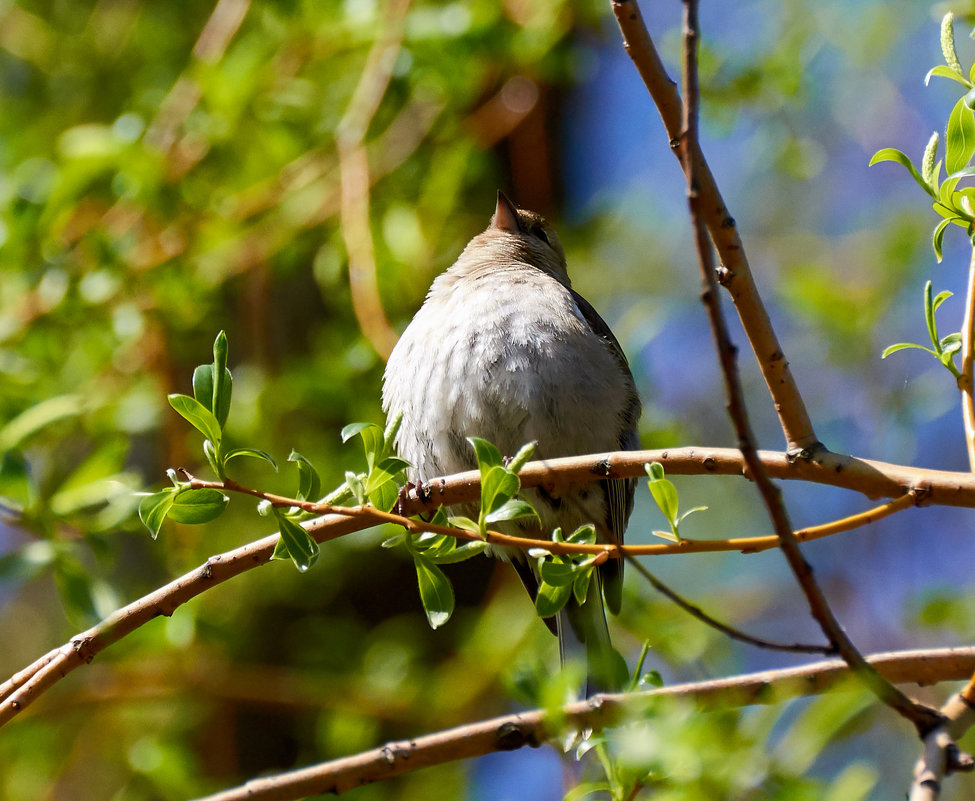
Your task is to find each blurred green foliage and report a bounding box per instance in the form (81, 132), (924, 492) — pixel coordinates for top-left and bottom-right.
(0, 1), (972, 800)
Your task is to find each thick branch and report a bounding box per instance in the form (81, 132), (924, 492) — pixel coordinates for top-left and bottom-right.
(0, 446), (967, 726)
(191, 647), (975, 801)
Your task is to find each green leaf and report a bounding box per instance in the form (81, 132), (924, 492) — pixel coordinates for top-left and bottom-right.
(934, 217), (951, 261)
(567, 524), (597, 545)
(447, 515), (480, 532)
(676, 505), (709, 525)
(425, 540), (489, 564)
(168, 394), (222, 446)
(869, 148), (937, 198)
(167, 488), (229, 524)
(468, 436), (503, 471)
(506, 440), (536, 474)
(648, 476), (679, 524)
(572, 566), (593, 606)
(535, 579), (572, 617)
(211, 331), (232, 428)
(365, 456), (409, 494)
(224, 448), (278, 470)
(484, 498), (538, 525)
(941, 332), (963, 353)
(881, 342), (935, 359)
(481, 465), (520, 515)
(923, 281), (940, 349)
(646, 461), (666, 481)
(381, 532), (407, 549)
(946, 96), (975, 174)
(0, 394), (82, 450)
(288, 450), (321, 501)
(342, 422), (382, 472)
(926, 64), (972, 88)
(138, 489), (176, 538)
(273, 509), (320, 572)
(414, 554), (454, 629)
(368, 479), (400, 513)
(539, 558), (576, 586)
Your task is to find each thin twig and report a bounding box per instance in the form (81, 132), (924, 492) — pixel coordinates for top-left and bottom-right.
(190, 646), (975, 801)
(610, 0), (817, 453)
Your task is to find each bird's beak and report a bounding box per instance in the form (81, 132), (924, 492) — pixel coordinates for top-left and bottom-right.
(491, 190), (520, 233)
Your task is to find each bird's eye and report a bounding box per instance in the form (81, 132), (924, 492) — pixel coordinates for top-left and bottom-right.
(534, 227), (551, 246)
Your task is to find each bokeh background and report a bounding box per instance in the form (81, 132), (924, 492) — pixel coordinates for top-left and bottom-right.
(1, 0), (974, 798)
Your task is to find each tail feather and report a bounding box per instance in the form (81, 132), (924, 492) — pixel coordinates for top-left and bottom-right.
(557, 573), (627, 696)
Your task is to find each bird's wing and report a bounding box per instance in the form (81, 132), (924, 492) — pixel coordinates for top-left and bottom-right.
(570, 289), (642, 616)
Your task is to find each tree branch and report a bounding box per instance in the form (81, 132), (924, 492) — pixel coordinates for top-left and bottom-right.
(610, 0), (818, 453)
(190, 647), (975, 801)
(0, 445), (965, 727)
(959, 245), (975, 471)
(676, 0), (940, 737)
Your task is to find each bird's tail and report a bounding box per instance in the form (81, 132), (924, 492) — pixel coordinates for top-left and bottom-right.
(557, 573), (628, 696)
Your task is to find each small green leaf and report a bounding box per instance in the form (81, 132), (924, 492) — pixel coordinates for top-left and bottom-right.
(926, 64), (972, 88)
(138, 489), (176, 538)
(567, 524), (597, 545)
(211, 331), (232, 428)
(646, 461), (666, 481)
(415, 554), (454, 629)
(572, 567), (593, 606)
(468, 437), (503, 471)
(923, 281), (940, 349)
(648, 477), (679, 524)
(639, 670), (664, 688)
(273, 509), (320, 572)
(539, 559), (576, 586)
(425, 540), (489, 564)
(224, 448), (278, 470)
(168, 394), (222, 445)
(535, 579), (572, 618)
(288, 450), (321, 501)
(941, 332), (963, 353)
(506, 441), (536, 473)
(167, 488), (229, 524)
(481, 465), (520, 515)
(933, 290), (954, 312)
(368, 479), (400, 513)
(881, 342), (935, 359)
(365, 456), (410, 494)
(484, 498), (538, 525)
(203, 439), (222, 479)
(341, 422), (373, 443)
(869, 148), (937, 198)
(934, 217), (952, 261)
(381, 532), (407, 549)
(447, 515), (480, 532)
(676, 505), (709, 525)
(651, 528), (681, 543)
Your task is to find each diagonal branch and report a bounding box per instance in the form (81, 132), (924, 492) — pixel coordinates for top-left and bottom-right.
(610, 0), (818, 454)
(190, 646), (975, 801)
(675, 0), (940, 736)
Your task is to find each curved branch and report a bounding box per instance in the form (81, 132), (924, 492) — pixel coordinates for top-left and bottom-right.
(191, 647), (975, 801)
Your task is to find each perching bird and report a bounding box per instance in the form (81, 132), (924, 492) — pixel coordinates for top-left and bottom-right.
(382, 191), (641, 692)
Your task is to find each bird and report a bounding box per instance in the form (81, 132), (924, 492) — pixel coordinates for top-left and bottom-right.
(382, 191), (641, 693)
